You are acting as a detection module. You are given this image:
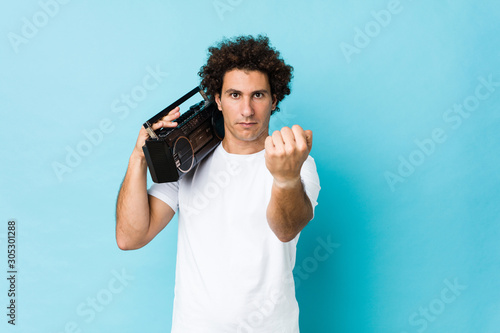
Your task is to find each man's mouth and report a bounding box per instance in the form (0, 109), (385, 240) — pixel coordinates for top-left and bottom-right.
(238, 122), (257, 128)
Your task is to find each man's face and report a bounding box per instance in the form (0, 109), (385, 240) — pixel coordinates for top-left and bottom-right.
(215, 69), (277, 150)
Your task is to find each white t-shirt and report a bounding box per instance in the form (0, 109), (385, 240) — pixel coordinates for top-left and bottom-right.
(148, 144), (321, 333)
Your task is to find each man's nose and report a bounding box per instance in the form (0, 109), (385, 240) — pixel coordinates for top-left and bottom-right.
(240, 97), (254, 117)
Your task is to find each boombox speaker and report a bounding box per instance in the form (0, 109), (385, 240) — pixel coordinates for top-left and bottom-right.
(142, 86), (224, 183)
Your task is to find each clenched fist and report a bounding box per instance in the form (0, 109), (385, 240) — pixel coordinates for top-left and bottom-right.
(264, 125), (313, 188)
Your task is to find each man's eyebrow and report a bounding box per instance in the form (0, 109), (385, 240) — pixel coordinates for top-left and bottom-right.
(224, 88), (270, 94)
(224, 88), (242, 94)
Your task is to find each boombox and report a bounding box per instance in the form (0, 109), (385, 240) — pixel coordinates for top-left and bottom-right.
(142, 86), (224, 183)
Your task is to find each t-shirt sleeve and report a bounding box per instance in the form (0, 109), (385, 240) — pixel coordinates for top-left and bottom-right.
(300, 155), (321, 218)
(147, 181), (180, 213)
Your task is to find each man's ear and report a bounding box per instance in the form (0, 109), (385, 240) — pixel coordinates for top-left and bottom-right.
(272, 94), (277, 111)
(215, 93), (223, 111)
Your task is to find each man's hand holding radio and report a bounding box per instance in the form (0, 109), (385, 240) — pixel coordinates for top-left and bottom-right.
(264, 124), (313, 188)
(116, 107), (181, 251)
(132, 107), (181, 159)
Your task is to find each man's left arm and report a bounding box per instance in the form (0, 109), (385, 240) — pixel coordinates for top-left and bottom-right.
(265, 125), (317, 242)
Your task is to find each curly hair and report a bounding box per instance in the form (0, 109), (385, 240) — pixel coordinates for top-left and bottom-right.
(198, 35), (293, 114)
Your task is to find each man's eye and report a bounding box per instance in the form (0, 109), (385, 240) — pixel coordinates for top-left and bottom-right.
(230, 93), (239, 98)
(254, 93), (263, 98)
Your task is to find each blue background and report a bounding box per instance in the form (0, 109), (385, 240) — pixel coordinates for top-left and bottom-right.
(1, 0), (499, 332)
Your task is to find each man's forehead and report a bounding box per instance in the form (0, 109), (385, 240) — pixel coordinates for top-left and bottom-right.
(221, 69), (271, 92)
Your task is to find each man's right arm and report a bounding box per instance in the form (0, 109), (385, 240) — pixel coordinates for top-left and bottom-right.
(115, 107), (180, 250)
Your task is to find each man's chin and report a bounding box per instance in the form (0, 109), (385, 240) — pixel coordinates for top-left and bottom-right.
(236, 135), (259, 142)
(226, 126), (268, 144)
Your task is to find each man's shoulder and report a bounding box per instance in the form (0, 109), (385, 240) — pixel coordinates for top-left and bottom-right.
(180, 144), (223, 182)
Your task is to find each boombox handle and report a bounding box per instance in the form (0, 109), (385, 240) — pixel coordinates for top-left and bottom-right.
(143, 86), (209, 140)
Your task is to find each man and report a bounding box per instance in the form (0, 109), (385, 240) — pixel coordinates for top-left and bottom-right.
(116, 35), (320, 332)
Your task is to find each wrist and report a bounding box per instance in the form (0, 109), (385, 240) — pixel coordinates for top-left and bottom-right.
(273, 176), (302, 190)
(130, 149), (147, 165)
